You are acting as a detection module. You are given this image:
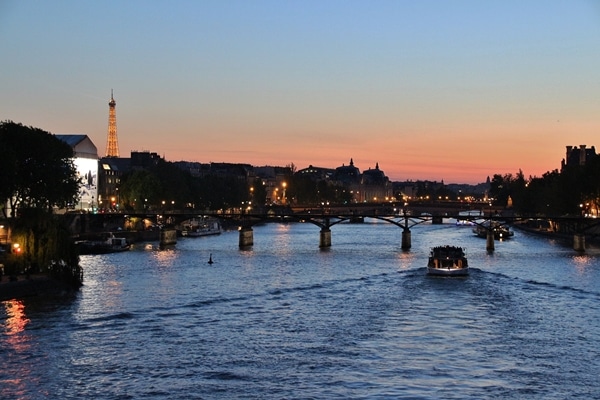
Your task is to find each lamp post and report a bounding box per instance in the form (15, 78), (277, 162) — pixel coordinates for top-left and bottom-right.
(282, 182), (287, 205)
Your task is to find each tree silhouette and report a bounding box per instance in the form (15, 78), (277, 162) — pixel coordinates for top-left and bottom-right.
(0, 121), (80, 217)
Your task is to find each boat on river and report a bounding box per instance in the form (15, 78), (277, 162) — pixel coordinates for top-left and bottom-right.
(77, 235), (130, 255)
(473, 220), (514, 240)
(181, 218), (222, 237)
(427, 245), (469, 276)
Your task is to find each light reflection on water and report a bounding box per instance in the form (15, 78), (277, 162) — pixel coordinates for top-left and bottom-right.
(4, 300), (29, 336)
(1, 300), (34, 398)
(1, 221), (600, 399)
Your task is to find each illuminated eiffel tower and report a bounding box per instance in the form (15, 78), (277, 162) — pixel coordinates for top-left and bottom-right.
(105, 90), (120, 157)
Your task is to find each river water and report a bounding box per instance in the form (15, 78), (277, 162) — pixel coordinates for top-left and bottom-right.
(1, 219), (600, 399)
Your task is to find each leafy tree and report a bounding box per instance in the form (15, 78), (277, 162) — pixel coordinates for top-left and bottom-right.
(0, 121), (80, 217)
(508, 170), (527, 210)
(582, 155), (600, 215)
(488, 173), (513, 207)
(556, 165), (584, 215)
(196, 175), (246, 210)
(287, 175), (318, 204)
(8, 208), (81, 286)
(0, 121), (82, 286)
(119, 170), (163, 211)
(151, 159), (195, 208)
(250, 178), (267, 207)
(0, 132), (17, 214)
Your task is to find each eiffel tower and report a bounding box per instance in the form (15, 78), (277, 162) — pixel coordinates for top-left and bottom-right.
(105, 90), (119, 157)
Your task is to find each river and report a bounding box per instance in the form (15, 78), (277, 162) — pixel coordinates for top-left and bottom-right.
(1, 219), (600, 399)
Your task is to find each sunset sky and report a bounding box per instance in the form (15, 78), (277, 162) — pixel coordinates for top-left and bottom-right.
(1, 1), (599, 183)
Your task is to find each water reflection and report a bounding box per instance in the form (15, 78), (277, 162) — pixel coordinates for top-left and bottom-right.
(2, 300), (34, 398)
(151, 247), (178, 267)
(572, 254), (593, 275)
(396, 249), (417, 270)
(4, 300), (29, 335)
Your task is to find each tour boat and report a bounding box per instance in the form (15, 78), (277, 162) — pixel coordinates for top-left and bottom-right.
(77, 235), (130, 255)
(181, 218), (222, 237)
(427, 245), (469, 276)
(473, 220), (514, 240)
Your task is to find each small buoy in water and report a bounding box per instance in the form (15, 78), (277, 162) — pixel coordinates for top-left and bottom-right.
(208, 253), (214, 264)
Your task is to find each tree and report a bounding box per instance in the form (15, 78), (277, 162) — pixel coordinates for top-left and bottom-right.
(0, 121), (82, 286)
(488, 173), (513, 207)
(119, 170), (163, 211)
(582, 154), (600, 216)
(8, 208), (81, 286)
(0, 121), (80, 217)
(250, 178), (267, 207)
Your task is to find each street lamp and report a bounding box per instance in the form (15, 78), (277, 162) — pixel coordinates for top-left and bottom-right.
(282, 182), (287, 205)
(12, 243), (21, 255)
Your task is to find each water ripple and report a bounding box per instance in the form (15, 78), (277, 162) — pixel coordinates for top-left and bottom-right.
(2, 223), (600, 399)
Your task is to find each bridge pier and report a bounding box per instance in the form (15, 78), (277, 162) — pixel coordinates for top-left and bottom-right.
(486, 230), (495, 251)
(573, 233), (585, 252)
(319, 228), (331, 248)
(401, 228), (411, 250)
(159, 228), (177, 249)
(239, 227), (254, 247)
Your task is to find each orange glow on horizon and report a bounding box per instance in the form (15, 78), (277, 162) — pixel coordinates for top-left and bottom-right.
(111, 115), (590, 184)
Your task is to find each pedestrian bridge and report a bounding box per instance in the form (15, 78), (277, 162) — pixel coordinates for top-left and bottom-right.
(111, 204), (600, 251)
(216, 210), (594, 252)
(105, 203), (600, 252)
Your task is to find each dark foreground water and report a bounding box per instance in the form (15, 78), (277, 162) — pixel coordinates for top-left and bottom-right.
(2, 220), (600, 399)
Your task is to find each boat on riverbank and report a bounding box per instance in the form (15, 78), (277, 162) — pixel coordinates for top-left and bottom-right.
(427, 245), (469, 276)
(76, 236), (130, 255)
(473, 220), (514, 240)
(181, 218), (222, 237)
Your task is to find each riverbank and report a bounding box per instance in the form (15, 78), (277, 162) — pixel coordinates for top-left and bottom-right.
(0, 273), (77, 301)
(512, 220), (600, 249)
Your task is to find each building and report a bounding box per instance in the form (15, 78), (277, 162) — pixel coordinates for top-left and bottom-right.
(562, 145), (596, 169)
(55, 134), (99, 211)
(360, 163), (392, 202)
(97, 151), (167, 210)
(296, 165), (335, 181)
(98, 156), (131, 211)
(254, 166), (292, 205)
(333, 158), (361, 185)
(328, 159), (392, 203)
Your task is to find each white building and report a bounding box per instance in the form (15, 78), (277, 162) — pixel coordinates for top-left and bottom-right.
(55, 135), (99, 211)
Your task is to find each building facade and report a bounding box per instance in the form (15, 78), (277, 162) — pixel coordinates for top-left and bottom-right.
(562, 145), (597, 169)
(55, 134), (99, 211)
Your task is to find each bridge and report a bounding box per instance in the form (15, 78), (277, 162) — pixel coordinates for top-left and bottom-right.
(71, 202), (600, 252)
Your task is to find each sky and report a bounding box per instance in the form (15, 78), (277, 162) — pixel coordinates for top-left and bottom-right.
(1, 1), (599, 184)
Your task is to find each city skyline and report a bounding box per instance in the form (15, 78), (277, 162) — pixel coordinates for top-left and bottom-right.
(1, 1), (599, 184)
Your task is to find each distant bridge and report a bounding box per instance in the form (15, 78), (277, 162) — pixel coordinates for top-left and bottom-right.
(68, 202), (600, 252)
